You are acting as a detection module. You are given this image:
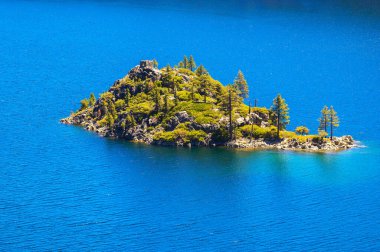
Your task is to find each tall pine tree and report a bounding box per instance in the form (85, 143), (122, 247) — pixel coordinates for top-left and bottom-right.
(329, 106), (339, 140)
(183, 56), (189, 69)
(189, 55), (196, 71)
(233, 70), (249, 99)
(270, 94), (290, 138)
(318, 105), (329, 135)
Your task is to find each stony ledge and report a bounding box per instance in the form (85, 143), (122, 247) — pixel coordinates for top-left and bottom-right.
(60, 114), (360, 153)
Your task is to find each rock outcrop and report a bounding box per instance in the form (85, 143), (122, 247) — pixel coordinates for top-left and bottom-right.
(127, 60), (161, 82)
(226, 135), (358, 152)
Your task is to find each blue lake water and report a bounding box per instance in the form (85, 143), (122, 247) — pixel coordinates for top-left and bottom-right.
(1, 0), (380, 250)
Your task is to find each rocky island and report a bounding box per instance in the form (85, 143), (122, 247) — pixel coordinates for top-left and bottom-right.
(61, 57), (359, 152)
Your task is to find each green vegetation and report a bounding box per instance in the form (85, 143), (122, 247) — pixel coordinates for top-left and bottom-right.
(70, 57), (346, 147)
(295, 126), (309, 135)
(318, 105), (329, 133)
(329, 106), (340, 140)
(270, 94), (290, 138)
(318, 105), (340, 140)
(233, 70), (249, 99)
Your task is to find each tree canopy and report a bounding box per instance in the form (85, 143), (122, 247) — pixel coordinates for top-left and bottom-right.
(270, 94), (290, 138)
(233, 70), (249, 99)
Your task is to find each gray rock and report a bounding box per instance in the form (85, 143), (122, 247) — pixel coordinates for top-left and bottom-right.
(127, 60), (161, 81)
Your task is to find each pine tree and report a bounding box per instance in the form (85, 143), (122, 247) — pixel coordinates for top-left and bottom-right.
(189, 55), (196, 71)
(153, 59), (158, 68)
(233, 70), (249, 99)
(220, 85), (242, 140)
(198, 75), (209, 103)
(89, 93), (96, 107)
(153, 88), (161, 112)
(125, 89), (130, 107)
(178, 61), (184, 68)
(270, 94), (290, 138)
(174, 85), (178, 105)
(164, 94), (169, 112)
(190, 82), (195, 102)
(329, 106), (339, 140)
(195, 65), (208, 76)
(318, 105), (329, 134)
(183, 56), (189, 69)
(80, 98), (89, 111)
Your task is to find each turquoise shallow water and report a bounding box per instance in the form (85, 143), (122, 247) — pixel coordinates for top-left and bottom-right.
(1, 0), (380, 250)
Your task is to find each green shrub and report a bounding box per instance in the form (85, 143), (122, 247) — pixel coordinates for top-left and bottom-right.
(211, 127), (229, 143)
(153, 129), (207, 144)
(115, 99), (126, 110)
(295, 126), (310, 135)
(238, 125), (277, 139)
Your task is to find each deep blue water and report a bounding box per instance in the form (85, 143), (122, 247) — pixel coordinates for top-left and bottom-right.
(1, 0), (380, 250)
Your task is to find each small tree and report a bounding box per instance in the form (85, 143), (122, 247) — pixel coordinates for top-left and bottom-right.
(220, 85), (242, 140)
(153, 59), (158, 68)
(270, 94), (290, 139)
(198, 75), (209, 103)
(163, 94), (169, 112)
(125, 89), (130, 107)
(178, 61), (184, 68)
(295, 126), (309, 135)
(183, 56), (189, 69)
(80, 98), (89, 111)
(329, 106), (339, 140)
(89, 93), (96, 107)
(318, 105), (329, 133)
(233, 70), (249, 99)
(189, 55), (196, 71)
(153, 88), (161, 113)
(174, 85), (178, 105)
(195, 65), (208, 76)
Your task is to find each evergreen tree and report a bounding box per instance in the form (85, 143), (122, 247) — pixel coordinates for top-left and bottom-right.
(153, 59), (158, 68)
(183, 56), (189, 69)
(125, 89), (130, 107)
(233, 70), (249, 99)
(178, 61), (184, 68)
(198, 75), (209, 103)
(190, 82), (195, 102)
(80, 98), (89, 111)
(153, 88), (161, 112)
(165, 64), (172, 72)
(318, 105), (329, 134)
(329, 106), (339, 140)
(270, 94), (290, 138)
(220, 85), (242, 140)
(89, 93), (96, 107)
(164, 94), (169, 112)
(189, 55), (196, 71)
(195, 65), (208, 76)
(174, 85), (178, 105)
